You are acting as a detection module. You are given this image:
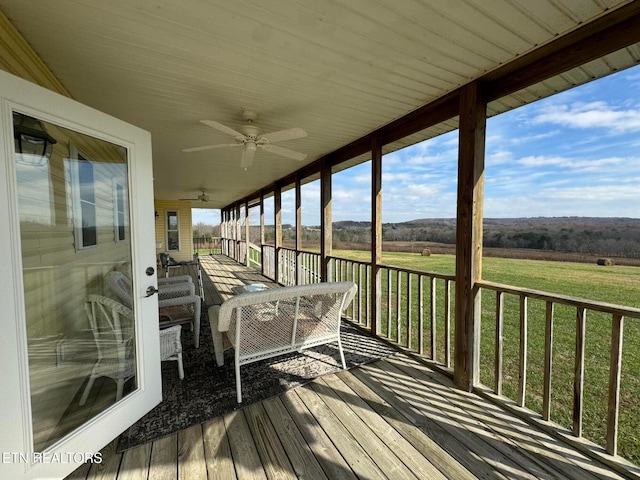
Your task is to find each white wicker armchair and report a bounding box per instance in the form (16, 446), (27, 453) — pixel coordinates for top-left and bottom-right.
(106, 271), (202, 347)
(80, 295), (135, 406)
(159, 325), (184, 380)
(209, 281), (357, 403)
(80, 296), (185, 406)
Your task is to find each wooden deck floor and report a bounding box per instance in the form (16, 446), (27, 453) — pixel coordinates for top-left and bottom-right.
(66, 353), (627, 480)
(64, 255), (630, 480)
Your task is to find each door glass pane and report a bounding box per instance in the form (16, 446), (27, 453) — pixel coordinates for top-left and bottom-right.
(13, 112), (136, 452)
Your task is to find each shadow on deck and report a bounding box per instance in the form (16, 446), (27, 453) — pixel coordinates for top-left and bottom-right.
(65, 255), (633, 480)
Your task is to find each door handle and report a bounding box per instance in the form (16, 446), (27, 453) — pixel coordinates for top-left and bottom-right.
(146, 286), (159, 297)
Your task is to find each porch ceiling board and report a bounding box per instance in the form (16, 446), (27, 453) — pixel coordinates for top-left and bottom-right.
(0, 0), (638, 208)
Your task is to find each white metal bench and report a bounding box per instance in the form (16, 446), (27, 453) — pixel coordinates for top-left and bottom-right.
(209, 281), (357, 403)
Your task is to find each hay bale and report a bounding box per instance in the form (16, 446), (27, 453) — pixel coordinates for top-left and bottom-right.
(597, 258), (614, 266)
(421, 248), (431, 257)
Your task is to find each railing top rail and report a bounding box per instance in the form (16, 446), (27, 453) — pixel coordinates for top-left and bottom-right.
(379, 263), (456, 281)
(479, 280), (640, 319)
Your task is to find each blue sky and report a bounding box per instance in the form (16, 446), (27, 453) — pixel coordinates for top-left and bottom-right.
(194, 64), (640, 226)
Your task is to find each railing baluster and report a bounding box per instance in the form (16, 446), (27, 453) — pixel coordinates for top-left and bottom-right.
(387, 268), (392, 338)
(607, 313), (624, 456)
(518, 294), (528, 408)
(358, 264), (363, 324)
(406, 273), (412, 349)
(444, 279), (451, 368)
(366, 265), (371, 329)
(495, 291), (504, 396)
(396, 270), (402, 343)
(543, 301), (554, 421)
(418, 275), (424, 355)
(573, 306), (586, 437)
(430, 276), (437, 361)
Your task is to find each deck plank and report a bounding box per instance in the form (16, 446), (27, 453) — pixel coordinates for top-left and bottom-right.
(390, 354), (629, 480)
(87, 440), (122, 480)
(335, 369), (478, 480)
(319, 374), (449, 480)
(377, 357), (560, 480)
(350, 363), (508, 480)
(117, 443), (151, 480)
(279, 389), (358, 480)
(244, 402), (297, 480)
(294, 384), (387, 480)
(148, 433), (177, 480)
(261, 396), (329, 480)
(177, 424), (207, 480)
(224, 410), (268, 480)
(309, 378), (421, 479)
(202, 416), (237, 479)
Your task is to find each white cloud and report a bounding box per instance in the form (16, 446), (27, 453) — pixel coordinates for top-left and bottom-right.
(516, 155), (625, 172)
(532, 101), (640, 133)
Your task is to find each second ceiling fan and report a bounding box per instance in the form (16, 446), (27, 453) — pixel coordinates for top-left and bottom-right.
(183, 110), (307, 169)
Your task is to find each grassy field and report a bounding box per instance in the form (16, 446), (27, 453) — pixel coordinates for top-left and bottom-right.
(330, 249), (640, 464)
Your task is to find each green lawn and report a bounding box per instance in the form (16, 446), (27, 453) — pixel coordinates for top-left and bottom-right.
(330, 249), (640, 463)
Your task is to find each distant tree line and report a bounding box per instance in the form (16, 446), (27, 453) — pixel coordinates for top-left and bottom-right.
(207, 217), (640, 259)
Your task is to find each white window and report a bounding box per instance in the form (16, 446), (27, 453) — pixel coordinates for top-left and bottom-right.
(113, 180), (126, 242)
(69, 144), (97, 250)
(166, 210), (179, 251)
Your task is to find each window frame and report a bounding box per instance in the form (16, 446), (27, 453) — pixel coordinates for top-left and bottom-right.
(113, 179), (126, 242)
(69, 143), (97, 251)
(166, 210), (180, 251)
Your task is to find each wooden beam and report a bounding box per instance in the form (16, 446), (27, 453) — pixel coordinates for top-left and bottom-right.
(235, 203), (241, 262)
(371, 136), (382, 335)
(320, 161), (332, 282)
(454, 81), (486, 392)
(274, 185), (282, 284)
(486, 3), (640, 101)
(295, 174), (302, 285)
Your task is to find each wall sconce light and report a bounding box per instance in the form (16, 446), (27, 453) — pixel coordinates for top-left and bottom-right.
(13, 112), (57, 166)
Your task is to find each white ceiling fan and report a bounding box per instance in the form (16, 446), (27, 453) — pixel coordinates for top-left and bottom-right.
(182, 110), (307, 169)
(179, 190), (210, 202)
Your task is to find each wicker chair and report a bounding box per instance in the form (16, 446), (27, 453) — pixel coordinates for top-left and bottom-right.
(80, 295), (135, 406)
(159, 253), (205, 301)
(106, 271), (202, 348)
(209, 281), (357, 403)
(80, 296), (185, 406)
(159, 325), (184, 380)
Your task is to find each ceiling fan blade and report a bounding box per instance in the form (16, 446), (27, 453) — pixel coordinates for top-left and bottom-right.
(182, 143), (242, 153)
(240, 147), (256, 169)
(261, 144), (307, 161)
(200, 120), (245, 138)
(260, 127), (307, 143)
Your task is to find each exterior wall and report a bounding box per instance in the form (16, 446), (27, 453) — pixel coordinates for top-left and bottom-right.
(154, 199), (193, 262)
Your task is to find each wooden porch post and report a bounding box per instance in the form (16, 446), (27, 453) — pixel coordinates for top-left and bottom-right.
(371, 136), (382, 335)
(274, 185), (282, 284)
(320, 160), (332, 282)
(235, 202), (241, 262)
(260, 191), (265, 276)
(295, 174), (302, 285)
(454, 81), (487, 392)
(244, 199), (250, 267)
(221, 208), (227, 255)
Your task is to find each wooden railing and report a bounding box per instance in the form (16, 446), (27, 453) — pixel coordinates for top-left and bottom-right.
(219, 242), (639, 462)
(328, 255), (455, 365)
(478, 280), (640, 457)
(262, 245), (275, 280)
(192, 236), (221, 255)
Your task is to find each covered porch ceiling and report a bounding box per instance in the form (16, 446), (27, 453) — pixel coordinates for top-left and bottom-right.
(1, 0), (639, 208)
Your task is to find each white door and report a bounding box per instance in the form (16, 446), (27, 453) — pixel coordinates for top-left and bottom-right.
(0, 70), (162, 479)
